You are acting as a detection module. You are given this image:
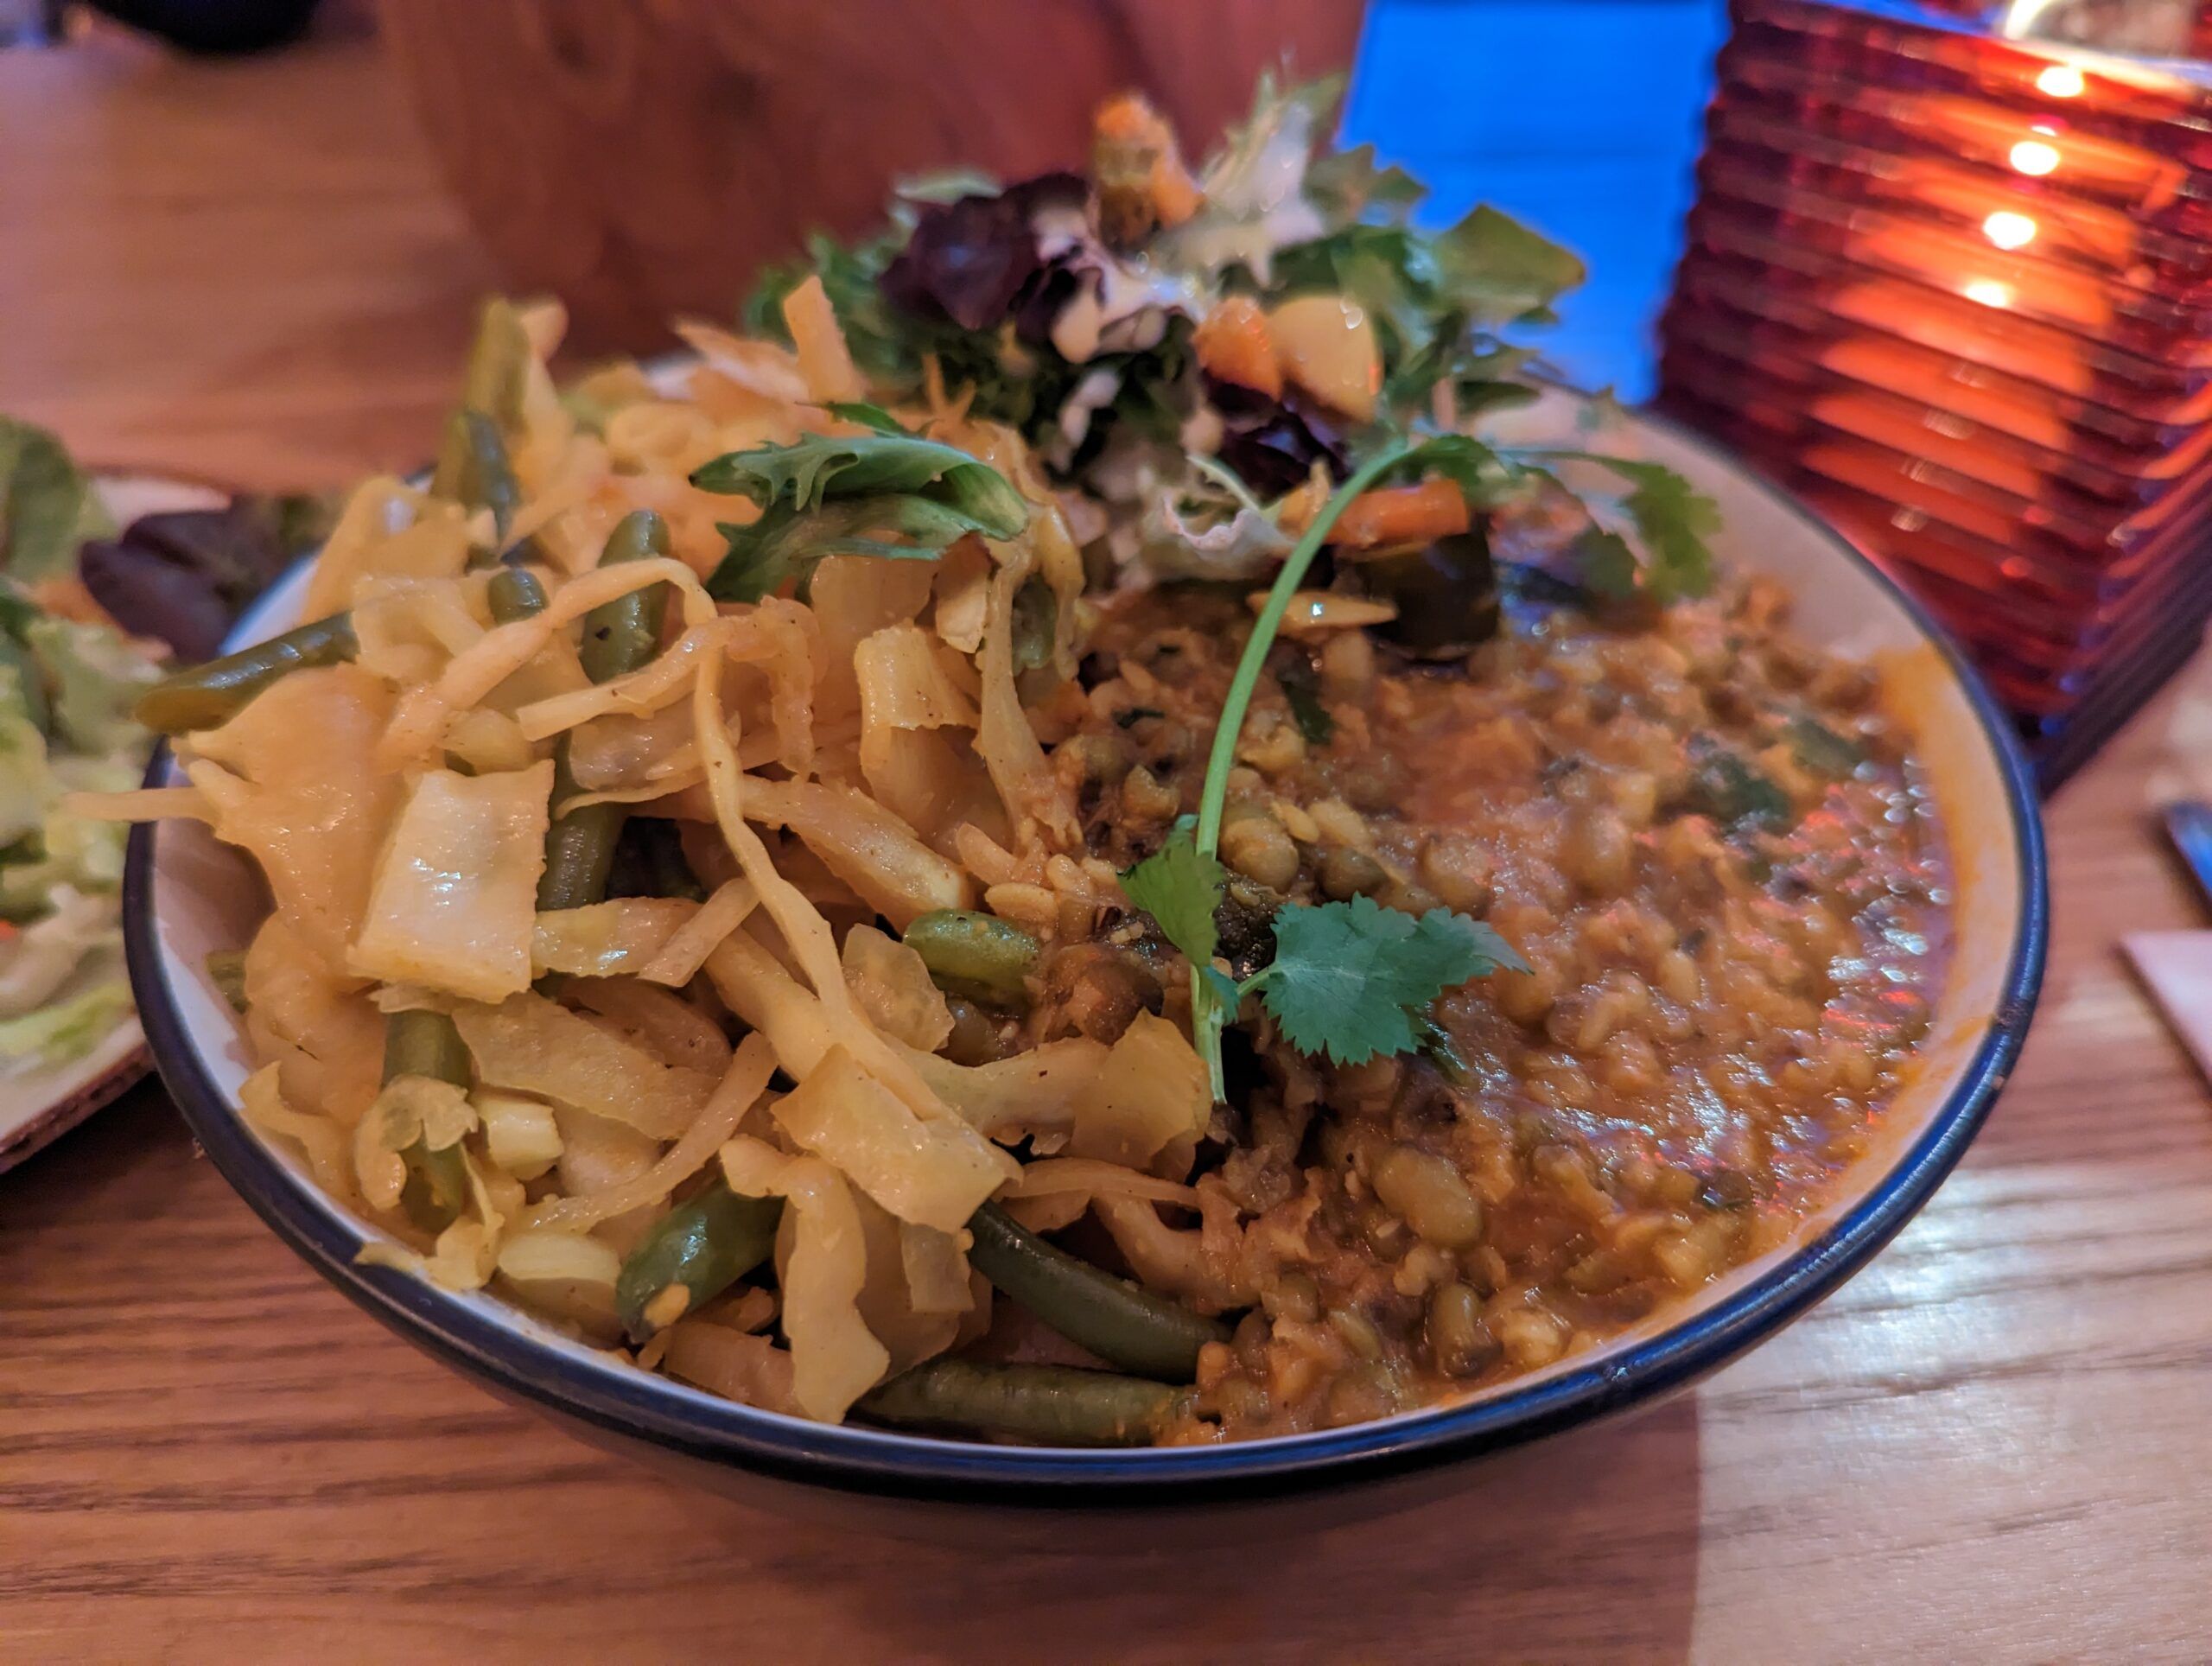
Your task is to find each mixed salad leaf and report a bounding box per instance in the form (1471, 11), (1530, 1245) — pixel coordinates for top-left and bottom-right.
(0, 417), (207, 1075)
(0, 416), (114, 584)
(0, 610), (157, 1074)
(696, 428), (1031, 602)
(738, 73), (1716, 609)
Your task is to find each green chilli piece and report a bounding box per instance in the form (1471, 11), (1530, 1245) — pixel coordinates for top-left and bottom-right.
(857, 1358), (1186, 1447)
(965, 1204), (1230, 1382)
(383, 1008), (474, 1235)
(539, 510), (672, 912)
(902, 911), (1039, 1005)
(133, 611), (359, 734)
(614, 1178), (783, 1344)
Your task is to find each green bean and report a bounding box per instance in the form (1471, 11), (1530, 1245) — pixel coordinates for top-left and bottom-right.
(205, 949), (250, 1014)
(605, 816), (707, 903)
(429, 296), (531, 500)
(441, 410), (523, 540)
(902, 911), (1039, 1005)
(539, 512), (672, 912)
(856, 1358), (1185, 1447)
(538, 758), (625, 913)
(485, 563), (548, 625)
(384, 1008), (474, 1235)
(614, 1179), (783, 1343)
(134, 612), (359, 734)
(578, 509), (671, 683)
(965, 1204), (1230, 1382)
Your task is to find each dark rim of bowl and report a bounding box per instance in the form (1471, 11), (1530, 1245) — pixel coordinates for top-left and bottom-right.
(123, 412), (2048, 1508)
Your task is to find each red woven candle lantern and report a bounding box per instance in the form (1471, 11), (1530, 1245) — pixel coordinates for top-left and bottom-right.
(1659, 0), (2212, 785)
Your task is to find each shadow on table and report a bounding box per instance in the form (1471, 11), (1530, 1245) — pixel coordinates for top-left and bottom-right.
(718, 1394), (1705, 1663)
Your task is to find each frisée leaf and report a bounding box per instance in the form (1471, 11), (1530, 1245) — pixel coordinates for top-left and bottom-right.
(693, 431), (1029, 602)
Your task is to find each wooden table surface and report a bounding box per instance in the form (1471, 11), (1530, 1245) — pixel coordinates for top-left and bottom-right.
(3, 29), (2209, 1665)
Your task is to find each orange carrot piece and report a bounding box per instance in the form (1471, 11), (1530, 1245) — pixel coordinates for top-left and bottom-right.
(1194, 297), (1281, 398)
(1325, 478), (1473, 549)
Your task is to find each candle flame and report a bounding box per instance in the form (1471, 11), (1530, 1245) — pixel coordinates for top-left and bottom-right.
(2035, 63), (2086, 98)
(2009, 139), (2060, 176)
(1983, 210), (2038, 250)
(1963, 278), (2015, 308)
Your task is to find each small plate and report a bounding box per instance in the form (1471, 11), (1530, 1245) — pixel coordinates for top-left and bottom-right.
(0, 471), (229, 1173)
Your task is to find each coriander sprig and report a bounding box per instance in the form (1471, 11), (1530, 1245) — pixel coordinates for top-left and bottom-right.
(1121, 828), (1527, 1080)
(1130, 436), (1529, 1098)
(1178, 442), (1421, 1096)
(1191, 442), (1418, 858)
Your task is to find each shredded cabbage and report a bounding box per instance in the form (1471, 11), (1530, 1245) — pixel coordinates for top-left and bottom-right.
(768, 1044), (1014, 1234)
(349, 761), (553, 1002)
(452, 989), (715, 1141)
(719, 1136), (887, 1422)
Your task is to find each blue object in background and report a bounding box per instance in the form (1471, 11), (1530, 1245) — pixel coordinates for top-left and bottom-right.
(1341, 0), (1728, 400)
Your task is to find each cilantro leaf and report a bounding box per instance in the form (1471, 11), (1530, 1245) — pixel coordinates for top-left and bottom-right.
(1522, 452), (1719, 605)
(1255, 896), (1527, 1067)
(1607, 459), (1720, 604)
(1118, 823), (1226, 972)
(1568, 527), (1641, 604)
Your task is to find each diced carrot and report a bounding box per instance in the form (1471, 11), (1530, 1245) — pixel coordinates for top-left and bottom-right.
(1094, 92), (1158, 143)
(1325, 478), (1472, 549)
(1194, 296), (1281, 397)
(1148, 152), (1203, 228)
(1093, 92), (1202, 237)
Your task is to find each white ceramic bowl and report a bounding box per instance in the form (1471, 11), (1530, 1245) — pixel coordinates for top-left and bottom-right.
(123, 394), (2046, 1516)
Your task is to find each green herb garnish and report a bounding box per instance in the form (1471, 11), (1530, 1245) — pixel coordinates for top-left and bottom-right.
(1119, 436), (1526, 1097)
(1119, 834), (1524, 1076)
(1787, 715), (1867, 779)
(820, 400), (910, 435)
(1118, 818), (1226, 980)
(692, 430), (1029, 602)
(1252, 896), (1523, 1066)
(1684, 743), (1790, 830)
(1522, 452), (1720, 605)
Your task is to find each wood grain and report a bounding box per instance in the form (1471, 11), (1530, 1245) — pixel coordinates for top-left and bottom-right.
(3, 28), (2210, 1664)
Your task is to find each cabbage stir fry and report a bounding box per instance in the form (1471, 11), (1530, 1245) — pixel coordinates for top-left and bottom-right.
(0, 422), (162, 1072)
(107, 79), (1731, 1446)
